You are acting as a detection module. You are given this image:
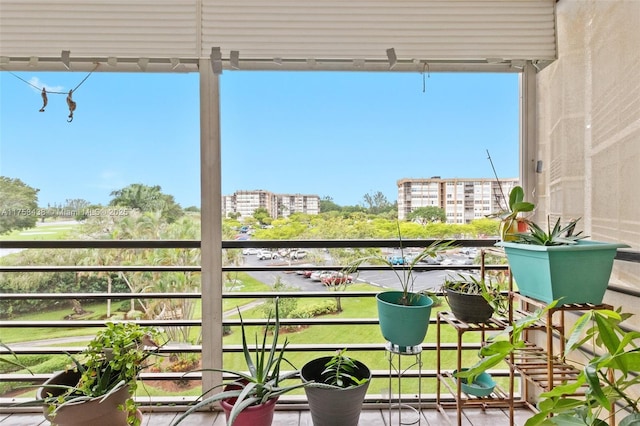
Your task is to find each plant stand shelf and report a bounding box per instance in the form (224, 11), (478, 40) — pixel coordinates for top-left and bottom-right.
(508, 343), (583, 392)
(506, 292), (614, 423)
(436, 311), (523, 426)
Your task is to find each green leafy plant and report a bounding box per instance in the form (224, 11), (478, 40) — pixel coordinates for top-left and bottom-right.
(526, 308), (640, 426)
(492, 185), (535, 241)
(514, 216), (587, 246)
(345, 221), (454, 305)
(316, 349), (369, 389)
(455, 300), (558, 387)
(38, 322), (162, 426)
(171, 298), (308, 426)
(442, 273), (508, 318)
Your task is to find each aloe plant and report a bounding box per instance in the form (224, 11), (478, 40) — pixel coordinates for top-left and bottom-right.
(171, 298), (308, 426)
(513, 216), (587, 246)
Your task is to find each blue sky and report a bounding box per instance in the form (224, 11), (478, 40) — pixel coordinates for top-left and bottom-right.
(0, 70), (519, 208)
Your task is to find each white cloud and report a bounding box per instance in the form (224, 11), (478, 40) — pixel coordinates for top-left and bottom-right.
(28, 77), (64, 94)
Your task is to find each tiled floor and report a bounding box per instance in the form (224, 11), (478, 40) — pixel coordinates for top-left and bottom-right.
(0, 406), (535, 425)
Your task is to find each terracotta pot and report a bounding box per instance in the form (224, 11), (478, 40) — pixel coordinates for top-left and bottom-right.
(37, 370), (137, 426)
(219, 383), (278, 426)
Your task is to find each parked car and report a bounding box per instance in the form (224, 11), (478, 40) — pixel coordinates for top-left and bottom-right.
(302, 270), (314, 278)
(290, 250), (307, 260)
(310, 271), (331, 282)
(257, 250), (278, 260)
(242, 248), (259, 255)
(419, 254), (443, 265)
(321, 272), (353, 285)
(387, 255), (406, 265)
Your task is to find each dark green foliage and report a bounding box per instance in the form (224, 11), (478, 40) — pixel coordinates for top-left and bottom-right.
(526, 308), (640, 426)
(318, 349), (369, 388)
(109, 183), (183, 223)
(0, 176), (39, 234)
(289, 300), (338, 319)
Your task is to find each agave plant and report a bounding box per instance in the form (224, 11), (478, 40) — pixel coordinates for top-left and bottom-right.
(513, 216), (587, 246)
(171, 298), (308, 426)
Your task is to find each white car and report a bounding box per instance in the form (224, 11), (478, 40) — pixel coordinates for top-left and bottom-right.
(290, 250), (307, 260)
(242, 248), (259, 255)
(257, 250), (278, 260)
(310, 271), (331, 282)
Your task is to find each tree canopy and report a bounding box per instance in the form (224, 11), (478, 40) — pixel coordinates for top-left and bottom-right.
(109, 183), (183, 223)
(0, 176), (39, 234)
(407, 206), (447, 224)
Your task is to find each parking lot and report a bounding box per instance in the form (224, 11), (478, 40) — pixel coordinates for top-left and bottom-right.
(240, 250), (478, 293)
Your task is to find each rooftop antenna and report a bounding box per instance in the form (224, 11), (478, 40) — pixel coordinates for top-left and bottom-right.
(486, 149), (508, 211)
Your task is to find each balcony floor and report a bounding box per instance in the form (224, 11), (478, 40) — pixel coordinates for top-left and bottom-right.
(1, 406), (534, 425)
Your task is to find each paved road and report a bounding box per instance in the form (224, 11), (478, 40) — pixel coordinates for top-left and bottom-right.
(241, 253), (475, 293)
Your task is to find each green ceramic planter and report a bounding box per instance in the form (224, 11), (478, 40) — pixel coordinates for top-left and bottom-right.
(376, 291), (433, 351)
(496, 240), (628, 304)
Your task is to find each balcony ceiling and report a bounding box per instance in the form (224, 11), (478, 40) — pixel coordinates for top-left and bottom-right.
(0, 0), (557, 73)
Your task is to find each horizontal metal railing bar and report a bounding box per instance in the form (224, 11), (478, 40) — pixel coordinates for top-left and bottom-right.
(0, 265), (201, 272)
(615, 250), (640, 263)
(0, 318), (383, 328)
(1, 238), (635, 260)
(0, 240), (201, 249)
(0, 239), (497, 250)
(0, 369), (478, 384)
(0, 291), (378, 300)
(0, 342), (480, 357)
(0, 263), (508, 273)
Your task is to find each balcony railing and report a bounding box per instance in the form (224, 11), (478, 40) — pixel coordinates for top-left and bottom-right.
(1, 238), (637, 413)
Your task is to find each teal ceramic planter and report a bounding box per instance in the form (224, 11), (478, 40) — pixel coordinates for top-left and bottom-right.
(376, 291), (433, 351)
(496, 240), (628, 305)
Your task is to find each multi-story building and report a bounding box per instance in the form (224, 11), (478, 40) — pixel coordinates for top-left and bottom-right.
(222, 190), (320, 219)
(397, 177), (519, 224)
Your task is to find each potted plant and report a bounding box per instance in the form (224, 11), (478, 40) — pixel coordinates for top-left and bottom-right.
(496, 216), (629, 305)
(36, 322), (162, 426)
(526, 307), (640, 426)
(171, 298), (308, 426)
(454, 301), (558, 397)
(490, 185), (535, 241)
(346, 223), (453, 352)
(300, 349), (371, 426)
(442, 250), (508, 323)
(442, 274), (505, 324)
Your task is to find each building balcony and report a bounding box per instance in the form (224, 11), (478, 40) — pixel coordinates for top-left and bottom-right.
(1, 238), (637, 425)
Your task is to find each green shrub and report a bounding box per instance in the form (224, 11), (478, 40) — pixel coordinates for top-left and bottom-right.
(290, 300), (338, 319)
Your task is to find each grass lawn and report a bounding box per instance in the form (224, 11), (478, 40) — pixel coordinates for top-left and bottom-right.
(2, 282), (499, 398)
(0, 220), (79, 241)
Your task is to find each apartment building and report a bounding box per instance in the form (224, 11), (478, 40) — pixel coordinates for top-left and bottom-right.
(222, 190), (320, 219)
(397, 177), (519, 224)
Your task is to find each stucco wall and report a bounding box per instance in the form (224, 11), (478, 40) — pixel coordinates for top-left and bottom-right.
(536, 0), (640, 319)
